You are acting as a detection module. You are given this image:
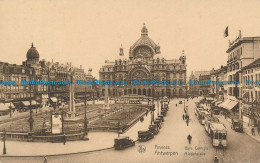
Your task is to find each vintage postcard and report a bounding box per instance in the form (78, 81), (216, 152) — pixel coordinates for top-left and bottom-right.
(0, 0), (260, 163)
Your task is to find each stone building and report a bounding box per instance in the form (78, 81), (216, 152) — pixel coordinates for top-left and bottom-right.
(210, 66), (228, 101)
(99, 24), (187, 98)
(189, 71), (210, 97)
(226, 31), (260, 99)
(1, 43), (96, 107)
(241, 58), (260, 126)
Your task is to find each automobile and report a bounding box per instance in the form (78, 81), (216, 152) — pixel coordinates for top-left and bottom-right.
(154, 119), (162, 129)
(158, 115), (164, 122)
(114, 136), (135, 150)
(231, 119), (243, 132)
(149, 124), (159, 135)
(138, 130), (154, 142)
(161, 110), (167, 117)
(161, 109), (167, 116)
(179, 101), (182, 104)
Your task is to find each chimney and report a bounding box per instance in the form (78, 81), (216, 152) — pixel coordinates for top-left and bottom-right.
(80, 65), (82, 69)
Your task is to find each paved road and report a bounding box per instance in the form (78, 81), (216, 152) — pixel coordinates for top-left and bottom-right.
(1, 98), (260, 163)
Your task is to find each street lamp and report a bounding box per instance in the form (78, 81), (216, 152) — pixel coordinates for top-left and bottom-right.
(28, 74), (34, 132)
(2, 128), (6, 154)
(9, 85), (12, 118)
(84, 87), (88, 137)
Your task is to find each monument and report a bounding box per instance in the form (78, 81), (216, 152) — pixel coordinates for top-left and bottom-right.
(103, 84), (111, 110)
(65, 68), (81, 122)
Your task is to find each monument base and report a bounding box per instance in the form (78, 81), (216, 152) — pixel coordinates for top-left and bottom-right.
(64, 112), (82, 122)
(82, 134), (89, 140)
(103, 104), (111, 110)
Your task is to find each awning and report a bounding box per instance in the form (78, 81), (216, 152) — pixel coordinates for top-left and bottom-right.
(211, 100), (218, 104)
(0, 103), (10, 111)
(219, 100), (229, 108)
(215, 101), (223, 106)
(220, 100), (238, 110)
(206, 97), (214, 101)
(22, 100), (40, 107)
(50, 97), (58, 103)
(242, 92), (249, 98)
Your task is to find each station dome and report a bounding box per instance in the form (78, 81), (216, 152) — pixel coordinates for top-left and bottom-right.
(129, 23), (160, 59)
(26, 43), (39, 60)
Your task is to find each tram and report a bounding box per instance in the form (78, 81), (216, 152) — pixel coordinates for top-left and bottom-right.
(204, 114), (219, 135)
(209, 122), (227, 148)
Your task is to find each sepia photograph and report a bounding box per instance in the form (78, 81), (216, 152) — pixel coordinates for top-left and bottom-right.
(0, 0), (260, 163)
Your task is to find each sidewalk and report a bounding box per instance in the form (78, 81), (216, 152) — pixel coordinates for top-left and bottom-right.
(222, 116), (260, 143)
(0, 132), (116, 157)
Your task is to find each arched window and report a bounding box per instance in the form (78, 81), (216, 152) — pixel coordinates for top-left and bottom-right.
(179, 89), (183, 96)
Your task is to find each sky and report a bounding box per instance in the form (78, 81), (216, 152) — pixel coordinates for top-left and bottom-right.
(0, 0), (260, 78)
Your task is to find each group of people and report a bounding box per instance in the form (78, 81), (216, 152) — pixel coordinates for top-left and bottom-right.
(251, 126), (260, 136)
(182, 106), (190, 126)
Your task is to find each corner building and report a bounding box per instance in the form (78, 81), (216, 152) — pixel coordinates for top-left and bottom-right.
(99, 24), (187, 98)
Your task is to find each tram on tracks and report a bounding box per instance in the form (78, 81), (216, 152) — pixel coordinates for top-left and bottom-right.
(209, 122), (227, 148)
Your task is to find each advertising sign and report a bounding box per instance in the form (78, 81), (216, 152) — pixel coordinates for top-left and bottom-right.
(52, 113), (62, 134)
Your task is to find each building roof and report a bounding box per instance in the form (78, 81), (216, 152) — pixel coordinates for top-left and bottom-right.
(242, 58), (260, 70)
(26, 43), (39, 59)
(193, 71), (210, 80)
(226, 37), (260, 53)
(129, 24), (160, 57)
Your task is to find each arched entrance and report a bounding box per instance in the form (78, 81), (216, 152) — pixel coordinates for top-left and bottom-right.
(133, 89), (137, 94)
(143, 89), (146, 96)
(138, 88), (141, 95)
(148, 88), (151, 96)
(128, 89), (132, 94)
(179, 89), (183, 96)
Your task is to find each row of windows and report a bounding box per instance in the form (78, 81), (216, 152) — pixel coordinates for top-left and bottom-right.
(101, 64), (185, 72)
(243, 74), (260, 85)
(102, 73), (185, 79)
(228, 63), (240, 72)
(228, 47), (242, 61)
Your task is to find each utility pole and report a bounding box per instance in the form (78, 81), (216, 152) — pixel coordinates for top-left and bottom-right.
(3, 128), (6, 154)
(28, 74), (34, 132)
(84, 87), (88, 137)
(9, 84), (12, 118)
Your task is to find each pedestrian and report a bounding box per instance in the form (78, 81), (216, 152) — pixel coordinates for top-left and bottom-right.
(63, 134), (66, 145)
(187, 134), (192, 144)
(251, 128), (255, 136)
(182, 114), (185, 120)
(257, 125), (260, 135)
(176, 104), (177, 107)
(43, 156), (47, 163)
(186, 119), (189, 126)
(214, 156), (219, 163)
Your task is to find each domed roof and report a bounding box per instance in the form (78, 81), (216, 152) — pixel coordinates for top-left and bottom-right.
(26, 43), (39, 59)
(130, 24), (159, 50)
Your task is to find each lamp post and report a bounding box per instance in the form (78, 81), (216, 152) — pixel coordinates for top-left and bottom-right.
(2, 128), (6, 155)
(117, 120), (121, 138)
(28, 74), (34, 132)
(84, 87), (88, 137)
(9, 84), (12, 118)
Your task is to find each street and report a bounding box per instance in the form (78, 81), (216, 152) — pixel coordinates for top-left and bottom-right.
(1, 98), (260, 163)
